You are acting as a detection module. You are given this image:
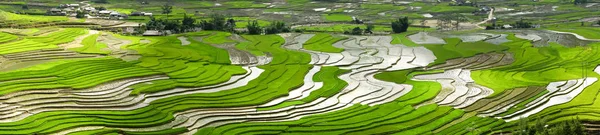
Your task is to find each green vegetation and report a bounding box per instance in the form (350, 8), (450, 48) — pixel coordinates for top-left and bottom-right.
(295, 24), (393, 33)
(548, 26), (600, 39)
(0, 10), (67, 28)
(392, 17), (410, 33)
(1, 0), (600, 134)
(0, 57), (161, 95)
(323, 14), (353, 22)
(471, 35), (600, 96)
(513, 118), (586, 135)
(423, 38), (508, 65)
(258, 66), (349, 111)
(0, 28), (87, 54)
(303, 33), (347, 53)
(70, 33), (110, 55)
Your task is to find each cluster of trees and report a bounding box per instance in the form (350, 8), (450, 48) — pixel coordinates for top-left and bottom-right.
(246, 20), (291, 35)
(486, 18), (536, 30)
(343, 24), (374, 35)
(145, 13), (197, 34)
(512, 118), (586, 135)
(75, 11), (86, 18)
(339, 16), (409, 35)
(198, 14), (236, 32)
(513, 19), (534, 28)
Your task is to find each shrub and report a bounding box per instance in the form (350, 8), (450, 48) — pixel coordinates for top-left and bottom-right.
(75, 11), (86, 18)
(200, 14), (226, 31)
(264, 21), (290, 34)
(181, 14), (195, 32)
(392, 16), (409, 33)
(247, 20), (262, 35)
(514, 19), (533, 28)
(512, 117), (586, 135)
(345, 27), (362, 35)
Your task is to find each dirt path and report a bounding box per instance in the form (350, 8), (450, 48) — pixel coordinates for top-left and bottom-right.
(475, 8), (495, 29)
(59, 30), (99, 49)
(97, 33), (132, 54)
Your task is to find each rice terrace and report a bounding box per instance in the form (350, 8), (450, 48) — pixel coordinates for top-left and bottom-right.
(1, 0), (600, 134)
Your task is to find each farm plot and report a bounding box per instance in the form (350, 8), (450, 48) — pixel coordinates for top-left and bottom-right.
(0, 26), (599, 135)
(0, 28), (87, 54)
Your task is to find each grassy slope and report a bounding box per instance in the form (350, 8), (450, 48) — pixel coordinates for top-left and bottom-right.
(303, 33), (347, 53)
(0, 28), (87, 54)
(70, 33), (111, 55)
(257, 66), (349, 111)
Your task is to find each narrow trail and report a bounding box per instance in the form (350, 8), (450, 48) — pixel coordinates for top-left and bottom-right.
(475, 8), (495, 29)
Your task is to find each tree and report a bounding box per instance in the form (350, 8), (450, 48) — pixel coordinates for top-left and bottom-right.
(596, 20), (600, 26)
(225, 18), (236, 32)
(209, 14), (226, 31)
(247, 20), (262, 35)
(437, 15), (453, 31)
(391, 16), (410, 33)
(200, 14), (227, 31)
(452, 13), (467, 31)
(22, 5), (28, 10)
(162, 4), (173, 19)
(75, 11), (86, 18)
(514, 18), (532, 28)
(181, 14), (196, 32)
(265, 21), (290, 34)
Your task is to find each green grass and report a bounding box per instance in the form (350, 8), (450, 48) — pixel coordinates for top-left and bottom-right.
(203, 103), (465, 135)
(0, 10), (68, 27)
(303, 33), (347, 53)
(70, 33), (111, 55)
(361, 4), (407, 10)
(223, 1), (267, 8)
(0, 57), (161, 95)
(547, 26), (600, 39)
(322, 14), (353, 22)
(121, 32), (251, 95)
(257, 66), (349, 111)
(497, 90), (549, 116)
(423, 38), (508, 66)
(295, 24), (393, 32)
(471, 35), (600, 97)
(239, 35), (311, 65)
(199, 31), (236, 44)
(374, 69), (412, 84)
(0, 28), (87, 54)
(0, 32), (18, 43)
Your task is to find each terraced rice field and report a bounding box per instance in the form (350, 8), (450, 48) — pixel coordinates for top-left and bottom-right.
(0, 27), (600, 135)
(0, 11), (68, 28)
